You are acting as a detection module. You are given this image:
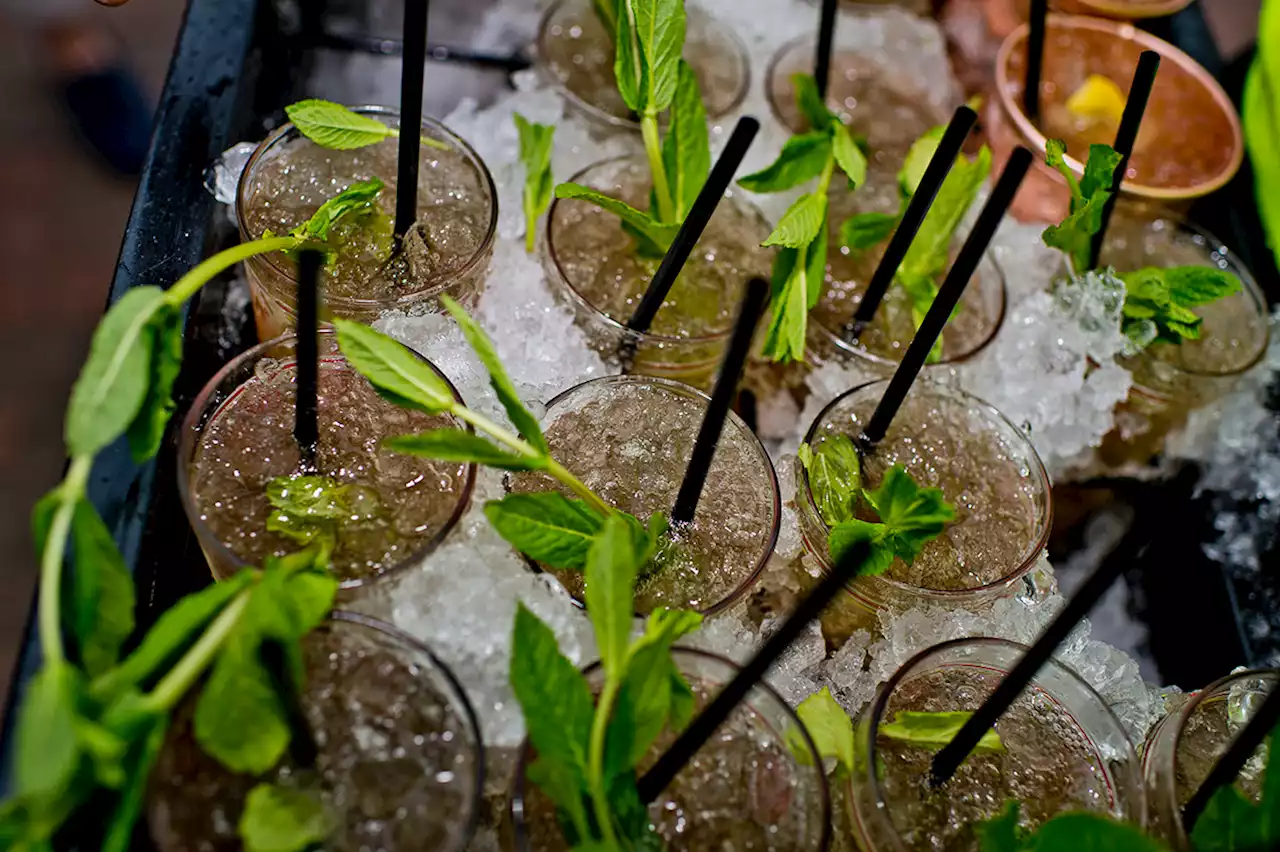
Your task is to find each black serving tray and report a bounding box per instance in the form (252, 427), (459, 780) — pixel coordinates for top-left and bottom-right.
(1, 0), (1276, 831)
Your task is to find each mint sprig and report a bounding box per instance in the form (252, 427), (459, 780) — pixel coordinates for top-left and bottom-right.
(514, 114), (556, 254)
(510, 515), (703, 848)
(557, 1), (709, 257)
(285, 99), (448, 152)
(1188, 717), (1280, 852)
(334, 299), (667, 573)
(1040, 140), (1121, 277)
(828, 465), (954, 576)
(797, 436), (861, 527)
(239, 783), (333, 852)
(265, 475), (380, 561)
(742, 73), (868, 362)
(976, 802), (1167, 852)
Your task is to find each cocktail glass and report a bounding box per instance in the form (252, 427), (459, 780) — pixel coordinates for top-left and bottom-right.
(510, 647), (833, 850)
(544, 156), (772, 389)
(147, 611), (485, 852)
(1091, 210), (1270, 466)
(178, 329), (475, 592)
(236, 105), (497, 341)
(797, 379), (1052, 638)
(848, 637), (1146, 850)
(535, 0), (750, 136)
(1142, 669), (1279, 850)
(987, 15), (1242, 223)
(507, 374), (781, 617)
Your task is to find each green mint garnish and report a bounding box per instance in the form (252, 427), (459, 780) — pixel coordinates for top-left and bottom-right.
(788, 689), (1001, 780)
(265, 475), (378, 560)
(827, 465), (955, 576)
(285, 99), (448, 152)
(555, 1), (710, 261)
(1040, 139), (1122, 277)
(798, 437), (861, 527)
(976, 802), (1168, 852)
(1188, 718), (1280, 852)
(743, 73), (867, 363)
(238, 784), (333, 852)
(510, 516), (704, 848)
(514, 114), (556, 254)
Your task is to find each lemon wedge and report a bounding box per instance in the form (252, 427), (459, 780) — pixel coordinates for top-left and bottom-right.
(1066, 75), (1126, 123)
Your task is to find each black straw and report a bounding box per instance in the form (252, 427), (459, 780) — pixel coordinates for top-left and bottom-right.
(626, 117), (761, 336)
(1183, 685), (1280, 829)
(843, 106), (978, 341)
(395, 0), (429, 240)
(670, 278), (769, 525)
(814, 0), (839, 100)
(1088, 50), (1161, 270)
(637, 540), (872, 803)
(929, 514), (1153, 787)
(1023, 0), (1047, 121)
(295, 249), (321, 470)
(860, 147), (1032, 448)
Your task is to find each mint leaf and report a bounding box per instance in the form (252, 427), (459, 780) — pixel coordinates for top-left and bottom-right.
(1117, 267), (1241, 349)
(126, 306), (185, 463)
(762, 244), (811, 362)
(554, 183), (680, 253)
(1165, 266), (1243, 307)
(762, 192), (828, 249)
(441, 295), (548, 455)
(738, 132), (832, 193)
(484, 492), (606, 569)
(1044, 138), (1083, 199)
(1191, 787), (1268, 852)
(828, 466), (954, 575)
(195, 629), (291, 774)
(1042, 192), (1110, 277)
(798, 436), (861, 526)
(662, 60), (710, 221)
(239, 784), (333, 852)
(899, 126), (945, 197)
(593, 0), (619, 33)
(264, 475), (356, 555)
(286, 100), (396, 150)
(790, 687), (856, 775)
(387, 429), (545, 470)
(290, 178), (385, 244)
(65, 286), (169, 457)
(792, 73), (834, 131)
(898, 144), (991, 291)
(67, 500), (136, 678)
(1079, 143), (1123, 205)
(832, 123), (867, 189)
(879, 710), (1003, 752)
(975, 801), (1022, 852)
(585, 516), (643, 675)
(334, 319), (457, 414)
(1041, 142), (1121, 273)
(1029, 813), (1166, 852)
(510, 603), (595, 805)
(840, 211), (900, 251)
(515, 113), (556, 254)
(14, 662), (85, 801)
(615, 0), (685, 116)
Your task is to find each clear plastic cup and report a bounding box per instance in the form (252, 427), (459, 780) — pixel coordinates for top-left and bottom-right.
(1092, 211), (1270, 466)
(1142, 669), (1279, 850)
(178, 329), (475, 592)
(510, 647), (833, 851)
(536, 0), (750, 136)
(236, 105), (497, 341)
(848, 638), (1147, 851)
(544, 156), (772, 390)
(148, 611), (485, 852)
(507, 374), (781, 617)
(987, 14), (1242, 224)
(797, 380), (1053, 637)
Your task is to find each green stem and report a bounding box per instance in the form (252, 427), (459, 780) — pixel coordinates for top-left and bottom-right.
(137, 590), (252, 714)
(164, 236), (306, 307)
(587, 675), (624, 849)
(816, 153), (836, 198)
(448, 405), (616, 517)
(38, 455), (93, 665)
(642, 113), (674, 224)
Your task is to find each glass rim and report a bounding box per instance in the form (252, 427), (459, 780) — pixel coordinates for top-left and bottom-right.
(810, 250), (1010, 368)
(1102, 208), (1271, 391)
(233, 104), (499, 309)
(534, 0), (752, 132)
(176, 327), (477, 592)
(763, 32), (948, 135)
(510, 645), (833, 852)
(799, 378), (1054, 597)
(855, 636), (1141, 850)
(533, 373), (783, 617)
(544, 154), (770, 348)
(1070, 0), (1194, 18)
(1144, 667), (1280, 848)
(994, 14), (1243, 201)
(324, 610), (486, 852)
